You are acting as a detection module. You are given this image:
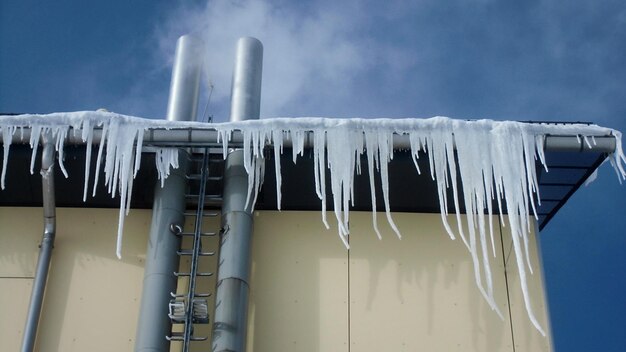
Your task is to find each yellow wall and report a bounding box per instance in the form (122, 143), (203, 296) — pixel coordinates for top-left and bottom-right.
(0, 207), (219, 352)
(1, 208), (551, 352)
(0, 207), (150, 352)
(249, 211), (553, 352)
(247, 211), (349, 352)
(502, 220), (554, 351)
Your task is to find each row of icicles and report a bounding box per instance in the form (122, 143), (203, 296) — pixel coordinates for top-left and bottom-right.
(1, 111), (625, 336)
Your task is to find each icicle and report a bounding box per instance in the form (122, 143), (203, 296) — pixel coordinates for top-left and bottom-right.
(244, 127), (266, 211)
(243, 130), (254, 210)
(376, 131), (401, 239)
(535, 135), (548, 172)
(134, 129), (144, 177)
(608, 130), (626, 181)
(217, 128), (230, 159)
(426, 128), (457, 242)
(92, 123), (109, 197)
(54, 127), (69, 178)
(250, 155), (264, 210)
(103, 121), (119, 196)
(28, 125), (43, 174)
(83, 123), (95, 202)
(408, 132), (423, 175)
(326, 126), (355, 248)
(155, 148), (179, 187)
(272, 129), (283, 210)
(451, 122), (500, 317)
(1, 125), (16, 189)
(291, 129), (305, 163)
(365, 131), (382, 239)
(125, 151), (136, 215)
(313, 129), (329, 228)
(444, 128), (468, 249)
(3, 111), (626, 337)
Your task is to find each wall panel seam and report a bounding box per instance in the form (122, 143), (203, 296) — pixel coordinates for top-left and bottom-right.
(499, 214), (517, 352)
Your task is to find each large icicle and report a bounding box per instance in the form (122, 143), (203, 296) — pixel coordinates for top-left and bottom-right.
(1, 111), (625, 336)
(0, 113), (150, 259)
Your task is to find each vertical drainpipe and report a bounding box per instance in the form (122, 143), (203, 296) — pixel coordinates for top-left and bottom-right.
(135, 34), (204, 352)
(21, 132), (56, 352)
(212, 37), (263, 352)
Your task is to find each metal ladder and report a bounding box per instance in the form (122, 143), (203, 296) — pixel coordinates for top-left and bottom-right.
(167, 148), (222, 351)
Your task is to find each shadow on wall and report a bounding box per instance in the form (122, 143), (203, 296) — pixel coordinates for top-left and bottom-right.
(348, 212), (511, 352)
(247, 211), (515, 352)
(0, 208), (42, 279)
(248, 211), (340, 351)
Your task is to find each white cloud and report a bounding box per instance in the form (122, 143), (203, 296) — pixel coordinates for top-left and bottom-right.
(153, 0), (626, 126)
(157, 0), (409, 119)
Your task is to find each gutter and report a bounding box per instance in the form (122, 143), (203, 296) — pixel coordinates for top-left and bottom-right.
(1, 128), (618, 154)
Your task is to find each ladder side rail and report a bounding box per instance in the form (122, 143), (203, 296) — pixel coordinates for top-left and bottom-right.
(182, 148), (211, 351)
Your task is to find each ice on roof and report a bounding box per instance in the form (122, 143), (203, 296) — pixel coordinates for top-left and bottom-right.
(1, 110), (625, 335)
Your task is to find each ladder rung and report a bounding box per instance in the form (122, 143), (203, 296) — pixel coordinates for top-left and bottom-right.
(166, 334), (208, 342)
(183, 211), (219, 217)
(174, 272), (214, 277)
(185, 194), (223, 200)
(177, 231), (217, 237)
(188, 159), (221, 165)
(187, 175), (223, 181)
(170, 292), (212, 298)
(177, 249), (216, 256)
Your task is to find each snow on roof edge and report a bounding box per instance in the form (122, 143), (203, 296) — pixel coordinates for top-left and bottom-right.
(2, 111), (625, 336)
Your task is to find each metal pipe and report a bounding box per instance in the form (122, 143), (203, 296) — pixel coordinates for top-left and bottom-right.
(543, 135), (616, 152)
(2, 128), (618, 154)
(21, 132), (56, 352)
(134, 153), (189, 352)
(135, 34), (204, 352)
(166, 34), (205, 122)
(212, 37), (263, 352)
(229, 37), (263, 122)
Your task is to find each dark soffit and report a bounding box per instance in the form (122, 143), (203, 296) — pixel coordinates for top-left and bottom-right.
(0, 143), (607, 231)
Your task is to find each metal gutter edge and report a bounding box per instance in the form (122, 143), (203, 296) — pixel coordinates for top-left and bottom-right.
(21, 132), (56, 352)
(2, 130), (618, 154)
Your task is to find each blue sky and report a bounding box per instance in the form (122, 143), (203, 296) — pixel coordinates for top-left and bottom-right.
(1, 0), (625, 350)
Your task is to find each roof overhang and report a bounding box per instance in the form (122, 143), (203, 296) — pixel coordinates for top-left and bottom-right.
(0, 135), (609, 231)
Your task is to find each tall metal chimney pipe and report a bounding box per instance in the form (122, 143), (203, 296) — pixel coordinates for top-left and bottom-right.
(135, 34), (204, 352)
(212, 37), (263, 352)
(229, 37), (263, 122)
(166, 35), (205, 122)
